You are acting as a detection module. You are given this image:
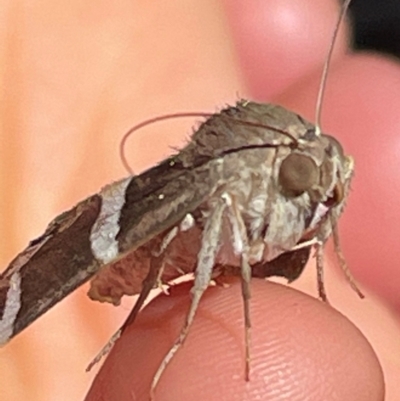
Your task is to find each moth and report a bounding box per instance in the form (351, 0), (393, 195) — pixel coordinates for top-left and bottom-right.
(0, 0), (361, 398)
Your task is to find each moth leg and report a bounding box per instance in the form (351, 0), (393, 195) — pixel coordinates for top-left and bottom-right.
(291, 237), (319, 251)
(87, 228), (180, 371)
(330, 218), (364, 298)
(224, 195), (252, 380)
(86, 252), (165, 371)
(155, 264), (170, 295)
(150, 198), (227, 398)
(122, 226), (181, 329)
(315, 242), (328, 303)
(122, 253), (165, 330)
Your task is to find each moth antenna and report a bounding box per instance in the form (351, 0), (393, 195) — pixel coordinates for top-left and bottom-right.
(224, 117), (299, 145)
(315, 0), (352, 136)
(120, 112), (212, 174)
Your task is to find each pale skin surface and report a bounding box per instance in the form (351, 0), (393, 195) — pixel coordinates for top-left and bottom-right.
(0, 1), (399, 401)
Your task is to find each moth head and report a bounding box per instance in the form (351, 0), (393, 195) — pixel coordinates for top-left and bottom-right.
(278, 132), (354, 207)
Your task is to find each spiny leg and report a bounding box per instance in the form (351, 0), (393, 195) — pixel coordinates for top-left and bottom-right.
(121, 227), (183, 329)
(330, 216), (364, 298)
(86, 252), (165, 371)
(122, 253), (165, 330)
(150, 198), (227, 399)
(315, 242), (328, 303)
(240, 255), (252, 380)
(86, 228), (179, 372)
(225, 195), (252, 380)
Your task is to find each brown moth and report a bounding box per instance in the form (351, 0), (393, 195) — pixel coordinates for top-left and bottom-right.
(0, 0), (362, 398)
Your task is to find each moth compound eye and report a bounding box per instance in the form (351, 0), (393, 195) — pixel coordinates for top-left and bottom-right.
(279, 153), (319, 197)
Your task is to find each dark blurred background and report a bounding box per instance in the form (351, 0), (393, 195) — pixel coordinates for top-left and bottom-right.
(349, 0), (400, 59)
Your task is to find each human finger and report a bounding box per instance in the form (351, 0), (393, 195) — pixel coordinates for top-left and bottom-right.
(86, 279), (384, 401)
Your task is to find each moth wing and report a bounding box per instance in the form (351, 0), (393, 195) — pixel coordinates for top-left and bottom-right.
(0, 157), (219, 343)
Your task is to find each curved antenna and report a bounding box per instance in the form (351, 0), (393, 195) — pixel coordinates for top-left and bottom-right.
(119, 112), (212, 174)
(315, 0), (352, 136)
(120, 109), (300, 174)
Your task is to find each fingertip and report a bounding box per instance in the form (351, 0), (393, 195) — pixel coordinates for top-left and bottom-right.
(223, 0), (349, 98)
(86, 279), (384, 401)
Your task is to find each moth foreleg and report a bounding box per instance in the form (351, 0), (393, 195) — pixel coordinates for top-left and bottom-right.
(330, 216), (364, 299)
(150, 197), (227, 398)
(315, 215), (364, 303)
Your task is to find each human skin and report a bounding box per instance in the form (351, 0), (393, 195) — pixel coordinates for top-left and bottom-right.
(85, 1), (399, 401)
(1, 1), (399, 401)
